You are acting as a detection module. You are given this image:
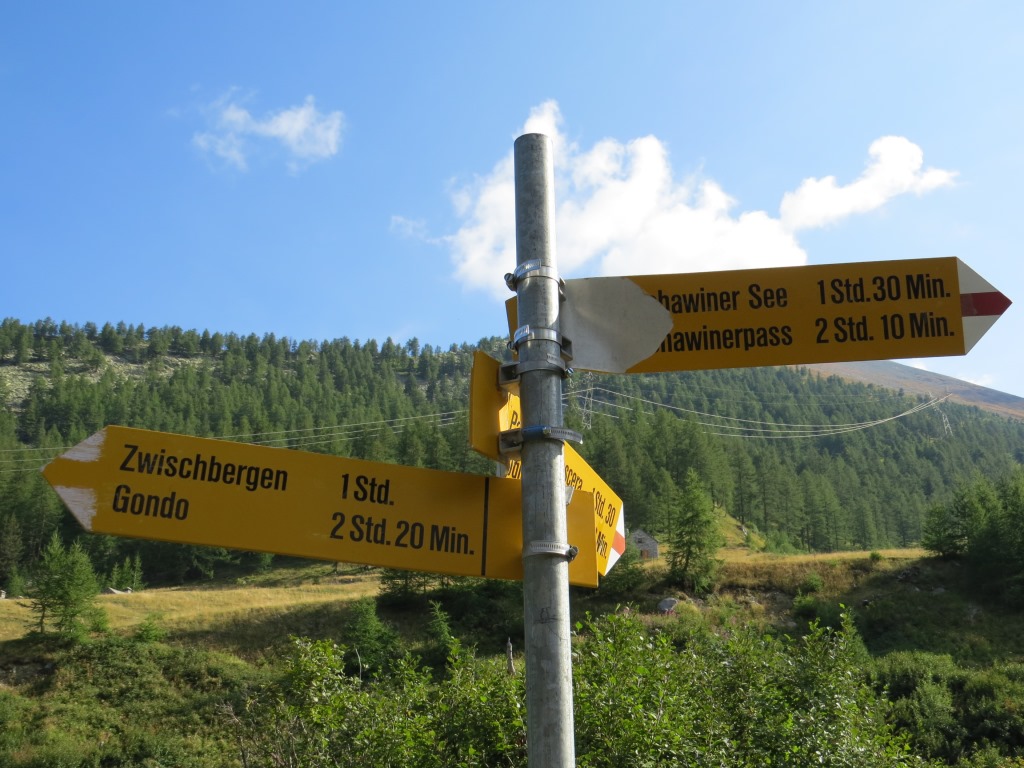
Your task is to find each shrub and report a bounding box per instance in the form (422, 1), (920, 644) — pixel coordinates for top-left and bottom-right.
(3, 567), (27, 599)
(870, 652), (1024, 764)
(235, 611), (923, 767)
(792, 593), (844, 629)
(598, 545), (649, 596)
(133, 613), (167, 643)
(341, 597), (401, 678)
(801, 571), (825, 594)
(0, 690), (29, 752)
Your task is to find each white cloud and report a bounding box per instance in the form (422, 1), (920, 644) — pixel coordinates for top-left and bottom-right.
(779, 136), (957, 231)
(443, 102), (957, 298)
(448, 154), (517, 292)
(194, 93), (344, 172)
(390, 215), (429, 240)
(193, 130), (247, 171)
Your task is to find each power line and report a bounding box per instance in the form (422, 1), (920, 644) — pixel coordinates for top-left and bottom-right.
(0, 379), (954, 472)
(0, 409), (468, 472)
(569, 386), (950, 439)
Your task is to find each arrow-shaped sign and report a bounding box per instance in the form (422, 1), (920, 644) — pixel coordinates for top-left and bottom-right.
(507, 257), (1011, 374)
(469, 351), (626, 576)
(42, 426), (598, 587)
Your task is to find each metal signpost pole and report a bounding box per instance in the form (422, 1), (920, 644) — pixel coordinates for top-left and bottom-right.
(512, 133), (576, 766)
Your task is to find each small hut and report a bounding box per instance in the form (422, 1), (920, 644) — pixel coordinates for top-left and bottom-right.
(629, 529), (659, 560)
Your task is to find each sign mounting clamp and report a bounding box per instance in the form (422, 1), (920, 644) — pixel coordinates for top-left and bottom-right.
(499, 425), (583, 456)
(523, 541), (579, 562)
(504, 259), (563, 292)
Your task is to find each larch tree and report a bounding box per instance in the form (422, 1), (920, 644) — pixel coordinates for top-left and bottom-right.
(29, 533), (101, 637)
(668, 468), (722, 593)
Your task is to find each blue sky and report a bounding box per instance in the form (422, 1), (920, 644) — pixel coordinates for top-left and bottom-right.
(2, 3), (1021, 397)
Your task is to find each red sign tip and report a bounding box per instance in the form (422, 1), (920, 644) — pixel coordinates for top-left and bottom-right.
(961, 290), (1012, 318)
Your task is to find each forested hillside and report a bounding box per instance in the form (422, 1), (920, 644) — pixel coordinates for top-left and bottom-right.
(2, 316), (1023, 590)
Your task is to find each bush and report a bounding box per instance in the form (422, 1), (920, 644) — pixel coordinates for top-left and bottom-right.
(598, 545), (649, 596)
(132, 613), (167, 643)
(236, 611), (922, 767)
(763, 530), (803, 555)
(870, 652), (1024, 764)
(1, 636), (247, 768)
(3, 568), (27, 599)
(341, 597), (401, 678)
(793, 593), (844, 629)
(0, 690), (29, 752)
(801, 571), (825, 594)
(871, 651), (959, 699)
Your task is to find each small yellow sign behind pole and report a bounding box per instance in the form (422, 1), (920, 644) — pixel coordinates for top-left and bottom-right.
(470, 351), (626, 575)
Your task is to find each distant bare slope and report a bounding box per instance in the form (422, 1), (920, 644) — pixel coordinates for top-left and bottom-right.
(799, 361), (1024, 421)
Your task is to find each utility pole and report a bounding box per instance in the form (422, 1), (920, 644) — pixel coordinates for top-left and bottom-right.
(511, 133), (576, 766)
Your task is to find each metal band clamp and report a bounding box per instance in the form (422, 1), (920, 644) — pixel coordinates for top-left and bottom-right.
(504, 260), (561, 291)
(513, 324), (560, 346)
(500, 356), (568, 384)
(522, 425), (583, 444)
(509, 325), (573, 362)
(498, 425), (583, 456)
(523, 541), (579, 562)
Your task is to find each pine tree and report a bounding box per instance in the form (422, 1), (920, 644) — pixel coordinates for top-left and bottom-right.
(668, 469), (722, 593)
(29, 533), (102, 637)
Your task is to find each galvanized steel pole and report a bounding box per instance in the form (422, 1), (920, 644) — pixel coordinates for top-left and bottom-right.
(513, 133), (575, 767)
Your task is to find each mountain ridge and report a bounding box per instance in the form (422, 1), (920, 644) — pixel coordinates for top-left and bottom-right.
(799, 360), (1024, 421)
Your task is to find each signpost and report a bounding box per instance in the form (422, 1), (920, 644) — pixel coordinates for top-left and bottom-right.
(510, 133), (576, 767)
(37, 128), (1014, 768)
(496, 153), (1009, 765)
(508, 257), (1011, 374)
(469, 350), (626, 576)
(42, 425), (598, 587)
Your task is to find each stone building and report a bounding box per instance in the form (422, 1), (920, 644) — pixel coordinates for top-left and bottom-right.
(629, 528), (659, 559)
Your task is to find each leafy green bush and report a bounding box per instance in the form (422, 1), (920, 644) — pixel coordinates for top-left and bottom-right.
(958, 666), (1024, 757)
(0, 635), (251, 768)
(340, 597), (401, 678)
(792, 593), (844, 629)
(236, 610), (924, 767)
(132, 612), (167, 643)
(3, 567), (27, 599)
(871, 651), (1024, 764)
(575, 611), (915, 766)
(800, 571), (825, 594)
(0, 690), (29, 753)
(597, 545), (649, 596)
(763, 529), (803, 555)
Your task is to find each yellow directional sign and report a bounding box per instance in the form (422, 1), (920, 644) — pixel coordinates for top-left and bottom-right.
(507, 257), (1011, 374)
(469, 351), (522, 461)
(42, 426), (597, 587)
(469, 352), (626, 576)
